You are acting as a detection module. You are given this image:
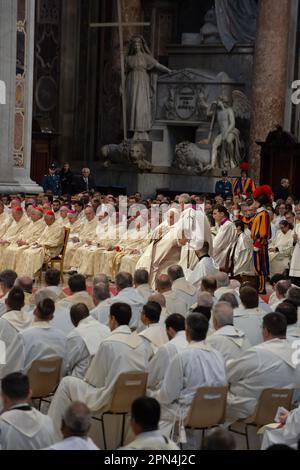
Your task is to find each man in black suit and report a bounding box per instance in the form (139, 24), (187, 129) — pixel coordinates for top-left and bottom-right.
(74, 168), (96, 194)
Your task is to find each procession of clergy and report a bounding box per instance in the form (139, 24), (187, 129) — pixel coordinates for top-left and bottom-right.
(0, 183), (300, 451)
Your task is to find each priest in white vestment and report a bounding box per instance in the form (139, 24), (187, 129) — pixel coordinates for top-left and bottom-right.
(136, 209), (182, 288)
(0, 269), (18, 318)
(269, 221), (293, 277)
(0, 287), (31, 350)
(226, 312), (300, 420)
(233, 286), (265, 346)
(45, 402), (99, 450)
(275, 301), (300, 343)
(1, 207), (46, 272)
(0, 372), (56, 450)
(53, 274), (95, 335)
(91, 272), (144, 330)
(63, 206), (98, 271)
(0, 207), (30, 270)
(133, 269), (154, 302)
(185, 241), (218, 288)
(289, 222), (300, 286)
(269, 280), (291, 310)
(155, 313), (226, 439)
(212, 206), (236, 268)
(48, 303), (152, 448)
(168, 265), (197, 308)
(0, 200), (12, 238)
(120, 397), (179, 450)
(66, 303), (110, 378)
(16, 211), (65, 277)
(155, 275), (188, 317)
(147, 313), (188, 392)
(1, 298), (67, 379)
(261, 404), (300, 450)
(138, 301), (168, 356)
(206, 302), (250, 364)
(223, 220), (254, 277)
(177, 205), (213, 272)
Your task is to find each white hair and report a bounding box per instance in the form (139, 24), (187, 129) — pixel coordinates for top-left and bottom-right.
(212, 302), (233, 327)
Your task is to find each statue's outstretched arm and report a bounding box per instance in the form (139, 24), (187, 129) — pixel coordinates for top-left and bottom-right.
(155, 62), (172, 74)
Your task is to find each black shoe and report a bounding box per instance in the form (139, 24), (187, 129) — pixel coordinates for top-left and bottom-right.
(68, 270), (78, 275)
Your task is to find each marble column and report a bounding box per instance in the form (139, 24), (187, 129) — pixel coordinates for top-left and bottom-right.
(249, 0), (291, 183)
(0, 0), (18, 191)
(0, 0), (41, 193)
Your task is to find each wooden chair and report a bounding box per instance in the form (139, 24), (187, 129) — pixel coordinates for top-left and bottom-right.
(179, 386), (228, 448)
(49, 227), (70, 282)
(228, 388), (294, 449)
(27, 357), (63, 410)
(92, 371), (148, 449)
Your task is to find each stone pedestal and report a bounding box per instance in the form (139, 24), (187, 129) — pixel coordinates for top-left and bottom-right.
(249, 0), (291, 183)
(0, 0), (41, 194)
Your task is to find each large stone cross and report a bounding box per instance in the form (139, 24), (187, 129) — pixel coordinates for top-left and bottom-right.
(90, 0), (150, 140)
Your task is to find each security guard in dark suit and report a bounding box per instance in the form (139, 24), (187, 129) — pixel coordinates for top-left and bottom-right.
(42, 164), (62, 196)
(215, 171), (233, 199)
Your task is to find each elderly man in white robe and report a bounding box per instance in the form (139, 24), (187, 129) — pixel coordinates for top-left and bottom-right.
(46, 402), (99, 450)
(212, 205), (236, 269)
(0, 298), (67, 379)
(0, 206), (30, 270)
(155, 313), (227, 444)
(91, 272), (144, 330)
(233, 286), (265, 346)
(133, 269), (154, 302)
(148, 314), (188, 393)
(0, 287), (31, 350)
(177, 201), (213, 272)
(16, 210), (65, 278)
(226, 312), (300, 421)
(269, 280), (291, 310)
(64, 206), (98, 271)
(136, 209), (182, 289)
(269, 220), (293, 277)
(1, 206), (45, 272)
(206, 301), (250, 364)
(48, 303), (152, 449)
(138, 301), (168, 357)
(66, 303), (110, 379)
(155, 274), (188, 318)
(0, 200), (12, 238)
(186, 241), (218, 288)
(53, 274), (95, 335)
(0, 372), (56, 450)
(167, 265), (197, 309)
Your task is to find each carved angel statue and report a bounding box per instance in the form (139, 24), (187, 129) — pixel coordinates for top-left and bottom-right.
(205, 90), (251, 170)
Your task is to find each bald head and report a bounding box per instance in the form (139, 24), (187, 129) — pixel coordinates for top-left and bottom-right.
(14, 276), (33, 294)
(276, 280), (292, 298)
(155, 274), (172, 293)
(70, 303), (89, 327)
(197, 291), (214, 308)
(93, 273), (109, 288)
(148, 293), (166, 308)
(93, 282), (110, 306)
(62, 402), (92, 438)
(215, 272), (230, 288)
(212, 302), (234, 330)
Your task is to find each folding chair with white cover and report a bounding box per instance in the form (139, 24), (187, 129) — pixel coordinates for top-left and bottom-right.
(92, 371), (148, 449)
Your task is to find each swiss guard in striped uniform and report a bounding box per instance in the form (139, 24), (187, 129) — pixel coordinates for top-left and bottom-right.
(251, 185), (272, 294)
(233, 162), (256, 197)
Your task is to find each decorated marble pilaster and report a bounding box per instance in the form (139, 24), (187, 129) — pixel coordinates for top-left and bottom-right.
(249, 0), (291, 183)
